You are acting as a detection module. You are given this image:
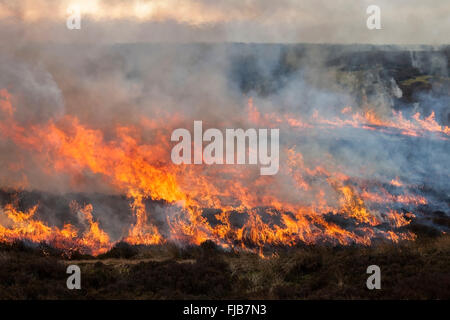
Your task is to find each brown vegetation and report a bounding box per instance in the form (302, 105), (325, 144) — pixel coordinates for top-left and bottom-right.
(0, 235), (449, 300)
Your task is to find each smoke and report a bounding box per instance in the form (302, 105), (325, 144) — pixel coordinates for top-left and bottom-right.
(0, 0), (449, 44)
(0, 2), (448, 248)
(1, 43), (448, 205)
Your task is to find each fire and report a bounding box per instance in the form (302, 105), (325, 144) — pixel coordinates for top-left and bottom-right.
(0, 200), (110, 255)
(0, 89), (440, 255)
(314, 108), (450, 139)
(337, 185), (378, 226)
(70, 202), (111, 255)
(387, 210), (414, 228)
(0, 203), (52, 243)
(0, 89), (14, 116)
(123, 192), (163, 245)
(278, 98), (450, 140)
(390, 178), (403, 187)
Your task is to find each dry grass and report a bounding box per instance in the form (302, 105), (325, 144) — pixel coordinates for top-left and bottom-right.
(0, 236), (449, 299)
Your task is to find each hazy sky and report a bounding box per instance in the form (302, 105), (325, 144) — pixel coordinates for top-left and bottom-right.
(0, 0), (448, 44)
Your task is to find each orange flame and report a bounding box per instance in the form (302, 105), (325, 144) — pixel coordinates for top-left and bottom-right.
(0, 90), (431, 255)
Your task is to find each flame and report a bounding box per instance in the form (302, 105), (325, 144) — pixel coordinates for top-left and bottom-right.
(0, 89), (14, 116)
(315, 108), (450, 139)
(387, 210), (414, 228)
(247, 98), (449, 139)
(0, 89), (438, 255)
(0, 200), (110, 255)
(337, 185), (378, 225)
(123, 192), (163, 245)
(70, 202), (111, 255)
(390, 178), (403, 187)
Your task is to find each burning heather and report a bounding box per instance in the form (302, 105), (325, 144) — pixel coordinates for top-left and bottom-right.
(0, 44), (449, 257)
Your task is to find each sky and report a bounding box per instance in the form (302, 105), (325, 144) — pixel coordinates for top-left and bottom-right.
(0, 0), (448, 44)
